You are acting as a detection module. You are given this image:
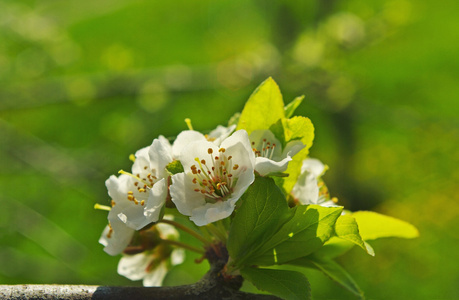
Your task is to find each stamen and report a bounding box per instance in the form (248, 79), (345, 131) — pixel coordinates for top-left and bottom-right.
(94, 203), (111, 211)
(185, 118), (193, 130)
(129, 154), (136, 162)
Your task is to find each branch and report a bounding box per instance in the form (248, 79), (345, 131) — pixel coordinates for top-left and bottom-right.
(0, 244), (281, 300)
(0, 283), (280, 300)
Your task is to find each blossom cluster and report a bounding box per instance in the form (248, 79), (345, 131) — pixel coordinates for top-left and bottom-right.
(97, 79), (417, 296)
(98, 121), (331, 285)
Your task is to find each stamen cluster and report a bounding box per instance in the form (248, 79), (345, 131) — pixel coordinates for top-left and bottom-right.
(190, 147), (240, 202)
(252, 139), (276, 159)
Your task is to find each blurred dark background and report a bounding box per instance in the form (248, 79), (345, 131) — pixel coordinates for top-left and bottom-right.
(0, 0), (458, 298)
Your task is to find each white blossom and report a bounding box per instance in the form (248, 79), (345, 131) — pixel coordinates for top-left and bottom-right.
(292, 158), (338, 207)
(249, 130), (304, 176)
(170, 130), (255, 226)
(99, 138), (173, 255)
(117, 219), (185, 286)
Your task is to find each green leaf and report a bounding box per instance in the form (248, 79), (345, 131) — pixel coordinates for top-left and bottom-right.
(334, 214), (374, 256)
(271, 116), (314, 194)
(227, 176), (290, 269)
(285, 96), (305, 118)
(165, 160), (184, 175)
(318, 237), (355, 259)
(282, 116), (314, 147)
(290, 256), (364, 299)
(352, 211), (419, 240)
(241, 267), (311, 300)
(252, 205), (343, 265)
(274, 147), (308, 195)
(237, 77), (285, 134)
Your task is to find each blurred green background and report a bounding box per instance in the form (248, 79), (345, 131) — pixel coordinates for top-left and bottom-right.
(0, 0), (458, 299)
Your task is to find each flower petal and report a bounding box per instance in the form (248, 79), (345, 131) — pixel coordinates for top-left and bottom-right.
(170, 172), (206, 216)
(301, 158), (325, 177)
(171, 248), (185, 266)
(190, 201), (236, 226)
(172, 130), (206, 159)
(208, 124), (236, 145)
(117, 253), (151, 281)
(254, 156), (291, 176)
(144, 178), (168, 224)
(149, 138), (173, 179)
(99, 221), (134, 256)
(143, 261), (168, 287)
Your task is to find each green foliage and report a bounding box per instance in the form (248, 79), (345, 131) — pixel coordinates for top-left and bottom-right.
(333, 214), (374, 256)
(290, 255), (364, 299)
(227, 176), (290, 269)
(271, 116), (314, 194)
(251, 205), (342, 266)
(241, 267), (311, 300)
(352, 211), (419, 240)
(237, 77), (285, 134)
(284, 96), (305, 118)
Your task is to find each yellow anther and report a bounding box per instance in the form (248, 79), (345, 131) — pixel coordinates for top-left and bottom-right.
(184, 118), (193, 130)
(138, 188), (146, 193)
(94, 203), (111, 211)
(332, 197), (339, 203)
(129, 154), (136, 162)
(140, 200), (145, 206)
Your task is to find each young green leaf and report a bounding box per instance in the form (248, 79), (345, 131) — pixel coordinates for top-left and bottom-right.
(237, 77), (285, 134)
(334, 214), (374, 256)
(271, 116), (314, 194)
(252, 205), (343, 265)
(285, 96), (305, 118)
(352, 211), (419, 240)
(282, 116), (314, 147)
(317, 236), (355, 259)
(227, 176), (290, 269)
(241, 267), (311, 300)
(289, 255), (364, 299)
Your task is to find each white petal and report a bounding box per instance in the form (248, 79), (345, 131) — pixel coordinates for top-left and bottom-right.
(282, 140), (305, 159)
(158, 135), (172, 151)
(170, 173), (206, 216)
(149, 138), (173, 179)
(172, 130), (206, 159)
(105, 174), (131, 203)
(190, 201), (236, 226)
(156, 222), (180, 240)
(132, 146), (151, 175)
(208, 124), (236, 145)
(171, 248), (185, 266)
(143, 261), (168, 287)
(254, 156), (291, 176)
(144, 178), (168, 223)
(114, 196), (149, 230)
(292, 171), (320, 205)
(301, 158), (325, 177)
(99, 221), (135, 256)
(178, 140), (219, 171)
(117, 253), (151, 281)
(227, 166), (255, 205)
(221, 130), (255, 163)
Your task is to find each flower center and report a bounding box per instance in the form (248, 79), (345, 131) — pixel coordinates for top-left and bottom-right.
(251, 138), (277, 159)
(118, 166), (158, 206)
(190, 147), (239, 203)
